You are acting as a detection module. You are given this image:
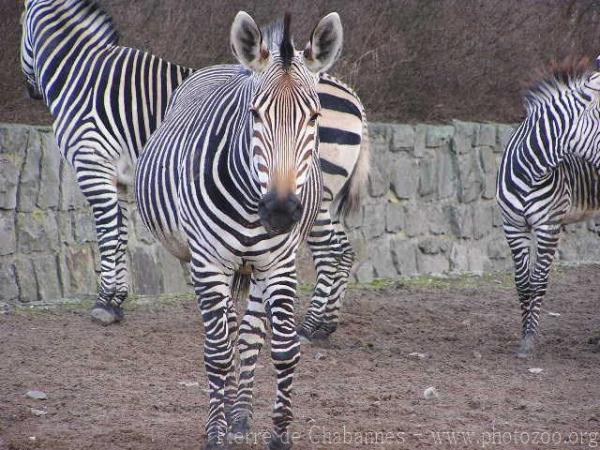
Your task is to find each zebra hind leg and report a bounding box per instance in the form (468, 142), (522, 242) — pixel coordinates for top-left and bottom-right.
(75, 158), (123, 325)
(520, 226), (560, 357)
(313, 221), (355, 340)
(109, 201), (129, 321)
(298, 208), (337, 342)
(504, 225), (533, 357)
(230, 279), (266, 439)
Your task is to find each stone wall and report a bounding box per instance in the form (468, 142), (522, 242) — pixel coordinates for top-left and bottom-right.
(2, 122), (600, 305)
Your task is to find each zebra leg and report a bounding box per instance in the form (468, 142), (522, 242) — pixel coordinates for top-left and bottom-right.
(224, 295), (239, 425)
(230, 278), (267, 436)
(265, 268), (300, 450)
(192, 261), (235, 449)
(298, 207), (337, 341)
(504, 224), (534, 356)
(314, 220), (355, 339)
(520, 226), (561, 356)
(73, 158), (122, 325)
(110, 202), (128, 320)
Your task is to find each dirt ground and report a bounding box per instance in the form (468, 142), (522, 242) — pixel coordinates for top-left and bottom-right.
(1, 266), (600, 450)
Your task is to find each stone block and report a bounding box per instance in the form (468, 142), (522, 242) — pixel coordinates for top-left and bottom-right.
(156, 246), (191, 293)
(15, 257), (37, 302)
(17, 130), (41, 213)
(0, 261), (19, 303)
(425, 125), (454, 148)
(131, 209), (156, 244)
(418, 156), (436, 198)
(436, 146), (456, 200)
(487, 238), (508, 260)
(476, 123), (497, 147)
(451, 121), (476, 155)
(73, 211), (96, 243)
(467, 246), (486, 273)
(354, 260), (374, 283)
(449, 244), (469, 272)
(0, 156), (19, 210)
(33, 255), (62, 301)
(425, 205), (449, 235)
(496, 124), (516, 153)
(404, 203), (425, 238)
(371, 237), (398, 279)
(57, 212), (75, 244)
(390, 153), (418, 199)
(368, 139), (391, 197)
(447, 204), (473, 238)
(413, 124), (427, 158)
(16, 210), (59, 253)
(456, 150), (484, 203)
(0, 124), (30, 153)
(418, 238), (450, 255)
(0, 211), (16, 256)
(37, 132), (61, 209)
(417, 252), (450, 274)
(472, 203), (493, 240)
(391, 238), (417, 276)
(362, 203), (386, 239)
(130, 246), (164, 295)
(59, 162), (87, 210)
(390, 124), (415, 151)
(63, 245), (97, 296)
(386, 202), (405, 233)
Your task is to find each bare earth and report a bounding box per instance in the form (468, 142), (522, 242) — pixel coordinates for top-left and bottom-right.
(1, 266), (600, 450)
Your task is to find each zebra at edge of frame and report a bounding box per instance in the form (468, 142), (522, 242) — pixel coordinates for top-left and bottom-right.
(135, 11), (346, 450)
(20, 0), (194, 323)
(496, 58), (600, 358)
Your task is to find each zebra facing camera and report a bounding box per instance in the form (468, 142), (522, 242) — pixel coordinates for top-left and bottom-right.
(258, 191), (303, 236)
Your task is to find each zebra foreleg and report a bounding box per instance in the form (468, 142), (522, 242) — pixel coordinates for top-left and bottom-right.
(74, 158), (123, 325)
(504, 225), (534, 356)
(314, 220), (355, 339)
(224, 295), (239, 425)
(265, 268), (300, 450)
(520, 226), (560, 356)
(193, 262), (235, 449)
(298, 208), (337, 341)
(230, 279), (267, 437)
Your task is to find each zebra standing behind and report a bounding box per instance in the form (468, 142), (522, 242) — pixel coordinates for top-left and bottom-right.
(20, 0), (193, 323)
(135, 11), (346, 449)
(496, 60), (600, 357)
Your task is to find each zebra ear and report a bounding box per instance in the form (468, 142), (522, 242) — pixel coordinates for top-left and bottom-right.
(303, 12), (343, 73)
(586, 72), (600, 92)
(231, 11), (270, 73)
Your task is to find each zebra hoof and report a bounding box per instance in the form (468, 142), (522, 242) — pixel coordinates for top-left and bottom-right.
(516, 335), (535, 358)
(230, 415), (251, 436)
(204, 437), (229, 450)
(111, 304), (124, 322)
(267, 432), (293, 450)
(90, 303), (119, 326)
(296, 325), (314, 344)
(311, 326), (336, 341)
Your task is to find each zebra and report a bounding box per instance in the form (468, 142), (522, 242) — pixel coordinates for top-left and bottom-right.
(20, 0), (368, 330)
(135, 11), (348, 449)
(496, 61), (600, 357)
(20, 0), (193, 323)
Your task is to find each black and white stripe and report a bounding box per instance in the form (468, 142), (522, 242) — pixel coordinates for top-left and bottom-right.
(496, 67), (600, 356)
(135, 12), (347, 448)
(20, 0), (193, 320)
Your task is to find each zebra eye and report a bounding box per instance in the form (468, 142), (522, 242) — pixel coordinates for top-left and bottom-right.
(308, 112), (321, 125)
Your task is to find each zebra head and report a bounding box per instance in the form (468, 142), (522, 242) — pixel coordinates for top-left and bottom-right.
(20, 0), (42, 100)
(231, 11), (343, 235)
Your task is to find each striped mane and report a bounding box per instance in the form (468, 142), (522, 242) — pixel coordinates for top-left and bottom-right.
(523, 57), (593, 112)
(262, 13), (294, 67)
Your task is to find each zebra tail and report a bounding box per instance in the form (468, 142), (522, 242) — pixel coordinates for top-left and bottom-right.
(231, 270), (252, 301)
(333, 113), (370, 220)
